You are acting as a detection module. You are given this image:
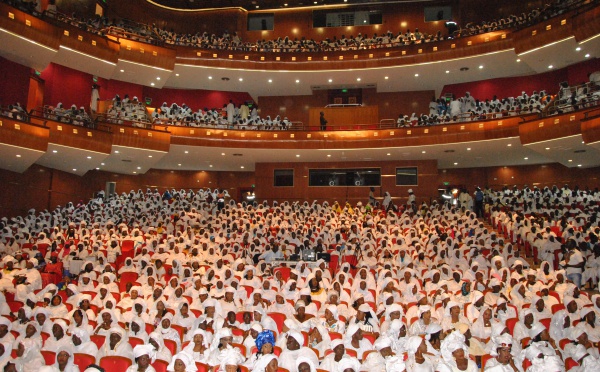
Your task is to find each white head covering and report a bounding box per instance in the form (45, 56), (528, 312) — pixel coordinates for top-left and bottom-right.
(337, 357), (361, 372)
(133, 344), (156, 363)
(167, 352), (196, 372)
(253, 354), (278, 372)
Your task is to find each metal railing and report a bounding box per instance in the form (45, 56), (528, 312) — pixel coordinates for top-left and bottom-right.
(543, 82), (600, 117)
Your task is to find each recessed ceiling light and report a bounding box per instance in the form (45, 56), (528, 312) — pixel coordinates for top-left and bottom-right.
(421, 150), (426, 154)
(268, 79), (272, 83)
(516, 59), (521, 62)
(208, 76), (212, 80)
(156, 77), (160, 80)
(120, 69), (124, 72)
(295, 79), (300, 83)
(479, 65), (484, 69)
(178, 163), (182, 166)
(507, 144), (512, 147)
(114, 151), (119, 153)
(545, 147), (550, 150)
(384, 76), (389, 79)
(284, 3), (288, 5)
(221, 153), (226, 156)
(578, 164), (582, 167)
(453, 162), (458, 165)
(239, 78), (243, 81)
(585, 54), (590, 58)
(16, 154), (21, 158)
(72, 168), (77, 171)
(256, 5), (259, 8)
(209, 165), (213, 168)
(414, 73), (419, 77)
(133, 171), (137, 174)
(582, 141), (585, 144)
(328, 79), (332, 83)
(327, 154), (331, 157)
(150, 83), (155, 86)
(445, 70), (450, 73)
(148, 155), (152, 158)
(296, 154), (300, 157)
(101, 163), (105, 166)
(52, 150), (57, 153)
(467, 148), (471, 151)
(548, 65), (553, 69)
(568, 159), (573, 162)
(95, 168), (100, 170)
(386, 153), (391, 156)
(576, 47), (581, 51)
(524, 157), (528, 160)
(240, 166), (245, 169)
(184, 150), (189, 154)
(175, 73), (179, 77)
(357, 78), (361, 81)
(87, 156), (91, 159)
(137, 166), (141, 170)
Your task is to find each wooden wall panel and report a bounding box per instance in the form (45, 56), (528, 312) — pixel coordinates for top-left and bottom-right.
(0, 3), (61, 49)
(258, 89), (433, 126)
(581, 115), (600, 144)
(58, 24), (120, 63)
(308, 106), (378, 129)
(519, 112), (585, 145)
(0, 118), (49, 152)
(117, 39), (176, 70)
(0, 165), (53, 219)
(41, 120), (113, 153)
(255, 160), (439, 206)
(103, 124), (171, 152)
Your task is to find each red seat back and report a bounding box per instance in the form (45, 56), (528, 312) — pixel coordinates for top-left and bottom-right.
(152, 359), (169, 372)
(90, 334), (106, 348)
(99, 356), (132, 371)
(74, 353), (96, 370)
(41, 350), (56, 365)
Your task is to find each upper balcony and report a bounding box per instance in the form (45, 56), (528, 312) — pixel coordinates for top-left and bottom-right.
(0, 2), (599, 98)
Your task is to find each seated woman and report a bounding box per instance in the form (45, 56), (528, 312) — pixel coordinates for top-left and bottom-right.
(71, 328), (99, 356)
(97, 327), (134, 363)
(149, 331), (174, 363)
(307, 324), (331, 359)
(182, 329), (210, 363)
(157, 313), (182, 352)
(405, 335), (435, 372)
(47, 294), (68, 318)
(53, 347), (80, 372)
(14, 323), (43, 349)
(14, 339), (45, 372)
(207, 328), (245, 368)
(166, 352), (196, 372)
(126, 344), (157, 372)
(437, 331), (478, 372)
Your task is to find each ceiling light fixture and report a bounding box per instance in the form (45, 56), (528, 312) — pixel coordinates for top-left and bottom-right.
(548, 65), (554, 69)
(150, 82), (155, 86)
(239, 78), (243, 81)
(16, 154), (21, 158)
(576, 47), (581, 51)
(52, 150), (57, 153)
(384, 76), (389, 79)
(414, 73), (419, 77)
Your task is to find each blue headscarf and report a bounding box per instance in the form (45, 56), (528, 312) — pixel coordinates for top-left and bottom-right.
(255, 330), (275, 352)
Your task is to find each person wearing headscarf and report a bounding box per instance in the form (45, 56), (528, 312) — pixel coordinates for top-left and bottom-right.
(14, 338), (45, 372)
(128, 316), (150, 343)
(217, 347), (245, 371)
(295, 355), (318, 372)
(158, 313), (182, 352)
(360, 336), (397, 372)
(437, 330), (478, 372)
(15, 322), (43, 350)
(97, 327), (134, 363)
(409, 305), (439, 336)
(335, 356), (362, 372)
(72, 327), (99, 356)
(471, 306), (495, 343)
(483, 334), (517, 372)
(182, 329), (210, 363)
(405, 335), (435, 372)
(149, 331), (174, 363)
(307, 323), (331, 359)
(94, 308), (121, 336)
(167, 352), (196, 372)
(126, 344), (157, 372)
(578, 307), (600, 343)
(67, 308), (94, 335)
(207, 328), (244, 368)
(343, 323), (373, 361)
(247, 328), (275, 367)
(512, 308), (535, 344)
(278, 330), (318, 372)
(53, 347), (81, 372)
(43, 319), (72, 353)
(48, 294), (69, 318)
(252, 353), (278, 372)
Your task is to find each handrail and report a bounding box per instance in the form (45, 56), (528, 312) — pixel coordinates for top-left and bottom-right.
(31, 106), (95, 129)
(542, 82), (600, 117)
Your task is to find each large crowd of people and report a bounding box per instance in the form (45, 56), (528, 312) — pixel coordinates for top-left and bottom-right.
(0, 183), (599, 372)
(0, 0), (589, 53)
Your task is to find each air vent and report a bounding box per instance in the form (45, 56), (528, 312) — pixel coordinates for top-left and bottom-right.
(121, 159), (132, 163)
(233, 153), (243, 157)
(460, 67), (469, 71)
(444, 150), (455, 153)
(221, 77), (230, 81)
(574, 150), (586, 153)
